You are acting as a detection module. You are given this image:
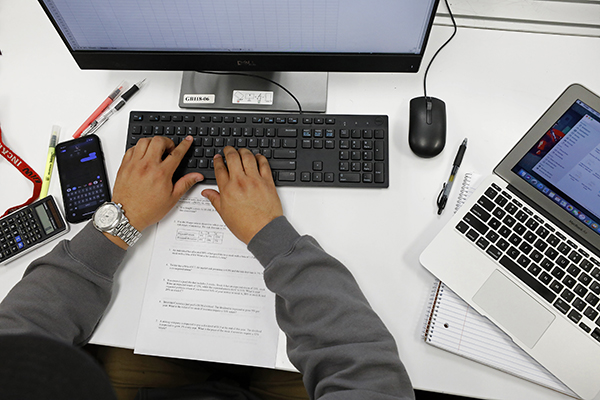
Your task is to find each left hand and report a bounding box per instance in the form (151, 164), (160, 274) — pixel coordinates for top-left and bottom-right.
(111, 136), (204, 235)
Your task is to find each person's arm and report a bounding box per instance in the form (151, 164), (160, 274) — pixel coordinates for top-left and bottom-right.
(202, 148), (414, 399)
(0, 136), (203, 344)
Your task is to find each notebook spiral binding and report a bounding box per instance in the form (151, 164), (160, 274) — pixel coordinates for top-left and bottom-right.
(422, 279), (444, 342)
(454, 172), (474, 214)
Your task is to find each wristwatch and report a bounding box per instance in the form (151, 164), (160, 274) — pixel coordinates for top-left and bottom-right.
(92, 202), (142, 247)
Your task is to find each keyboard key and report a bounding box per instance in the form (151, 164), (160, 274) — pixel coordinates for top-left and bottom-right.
(560, 289), (575, 302)
(273, 149), (297, 159)
(568, 309), (582, 324)
(585, 292), (599, 307)
(549, 280), (564, 294)
(580, 259), (594, 272)
(463, 213), (489, 235)
(476, 237), (489, 250)
(471, 204), (491, 222)
(497, 238), (510, 251)
(573, 297), (586, 311)
(553, 298), (570, 314)
(590, 281), (600, 295)
(485, 230), (500, 243)
(456, 221), (469, 234)
(339, 173), (361, 183)
(486, 246), (502, 260)
(465, 229), (479, 242)
(277, 171), (296, 181)
(269, 160), (296, 170)
(484, 187), (498, 199)
(562, 275), (576, 289)
(515, 210), (528, 222)
(494, 196), (508, 207)
(551, 267), (566, 280)
(477, 195), (495, 211)
(584, 306), (599, 321)
(540, 272), (552, 285)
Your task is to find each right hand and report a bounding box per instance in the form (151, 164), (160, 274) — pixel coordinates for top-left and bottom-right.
(201, 147), (283, 245)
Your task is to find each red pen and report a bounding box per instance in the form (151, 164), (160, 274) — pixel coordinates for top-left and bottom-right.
(72, 82), (124, 138)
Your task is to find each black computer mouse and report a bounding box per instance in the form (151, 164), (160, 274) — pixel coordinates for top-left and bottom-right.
(408, 96), (446, 158)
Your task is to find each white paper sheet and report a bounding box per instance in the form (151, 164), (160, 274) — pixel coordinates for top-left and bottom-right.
(135, 185), (294, 368)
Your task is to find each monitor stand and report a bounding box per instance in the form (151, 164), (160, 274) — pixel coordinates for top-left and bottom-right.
(178, 71), (328, 113)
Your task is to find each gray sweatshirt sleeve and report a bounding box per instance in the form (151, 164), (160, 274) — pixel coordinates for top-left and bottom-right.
(248, 216), (415, 400)
(0, 223), (126, 346)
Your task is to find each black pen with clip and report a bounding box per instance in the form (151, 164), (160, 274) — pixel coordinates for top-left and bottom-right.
(436, 138), (468, 215)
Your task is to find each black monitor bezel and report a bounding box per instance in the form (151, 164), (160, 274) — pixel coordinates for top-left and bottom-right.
(38, 0), (440, 73)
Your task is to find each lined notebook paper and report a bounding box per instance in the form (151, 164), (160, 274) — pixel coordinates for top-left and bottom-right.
(423, 172), (578, 398)
(423, 281), (577, 397)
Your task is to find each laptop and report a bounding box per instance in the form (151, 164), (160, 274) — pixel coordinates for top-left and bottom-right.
(420, 84), (600, 400)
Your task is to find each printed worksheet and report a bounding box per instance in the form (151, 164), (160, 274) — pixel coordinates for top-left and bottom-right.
(135, 186), (295, 369)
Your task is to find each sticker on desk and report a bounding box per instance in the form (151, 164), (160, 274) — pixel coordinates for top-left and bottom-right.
(232, 90), (273, 105)
(183, 94), (215, 104)
(176, 228), (224, 244)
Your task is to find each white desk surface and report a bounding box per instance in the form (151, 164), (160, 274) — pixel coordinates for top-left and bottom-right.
(2, 1), (600, 399)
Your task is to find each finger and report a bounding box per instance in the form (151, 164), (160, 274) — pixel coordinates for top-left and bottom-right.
(131, 137), (152, 160)
(121, 145), (135, 164)
(163, 136), (193, 170)
(146, 136), (176, 160)
(201, 188), (222, 213)
(222, 146), (243, 175)
(256, 154), (275, 182)
(239, 148), (259, 175)
(173, 172), (204, 199)
(212, 153), (230, 187)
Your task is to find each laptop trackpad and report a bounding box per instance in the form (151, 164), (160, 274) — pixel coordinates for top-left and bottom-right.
(473, 270), (555, 348)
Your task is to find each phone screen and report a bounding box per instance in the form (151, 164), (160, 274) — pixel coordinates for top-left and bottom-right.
(56, 135), (111, 223)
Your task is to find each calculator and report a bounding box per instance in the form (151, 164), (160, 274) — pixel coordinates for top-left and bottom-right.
(0, 196), (69, 265)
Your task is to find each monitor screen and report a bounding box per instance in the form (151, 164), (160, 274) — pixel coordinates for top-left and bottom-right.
(39, 0), (439, 73)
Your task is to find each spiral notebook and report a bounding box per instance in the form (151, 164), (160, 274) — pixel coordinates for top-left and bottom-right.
(423, 172), (578, 398)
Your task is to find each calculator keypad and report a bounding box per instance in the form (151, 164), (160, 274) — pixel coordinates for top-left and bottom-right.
(0, 209), (43, 261)
(0, 197), (68, 265)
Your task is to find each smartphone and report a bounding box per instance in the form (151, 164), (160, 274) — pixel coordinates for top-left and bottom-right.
(56, 134), (111, 223)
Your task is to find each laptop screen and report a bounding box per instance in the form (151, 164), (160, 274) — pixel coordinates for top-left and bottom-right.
(512, 99), (600, 238)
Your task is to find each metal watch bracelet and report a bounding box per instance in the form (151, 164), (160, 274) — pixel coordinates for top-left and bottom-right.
(113, 218), (142, 247)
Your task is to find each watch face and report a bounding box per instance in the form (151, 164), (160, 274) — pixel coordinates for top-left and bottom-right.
(94, 203), (120, 230)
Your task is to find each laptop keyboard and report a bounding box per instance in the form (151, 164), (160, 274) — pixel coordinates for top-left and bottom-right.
(456, 182), (600, 343)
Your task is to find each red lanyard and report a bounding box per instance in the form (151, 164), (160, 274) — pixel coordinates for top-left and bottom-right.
(0, 126), (43, 217)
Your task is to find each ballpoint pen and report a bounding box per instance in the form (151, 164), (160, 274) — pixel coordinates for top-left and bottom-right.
(82, 79), (146, 136)
(72, 82), (124, 138)
(39, 125), (60, 199)
(436, 138), (468, 215)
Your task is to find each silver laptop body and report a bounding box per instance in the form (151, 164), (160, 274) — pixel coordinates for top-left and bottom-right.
(421, 84), (600, 400)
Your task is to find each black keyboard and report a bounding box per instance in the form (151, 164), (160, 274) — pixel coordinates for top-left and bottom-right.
(456, 182), (600, 343)
(126, 111), (389, 188)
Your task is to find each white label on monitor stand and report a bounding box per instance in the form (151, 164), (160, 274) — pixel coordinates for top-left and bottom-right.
(232, 90), (273, 105)
(183, 94), (215, 104)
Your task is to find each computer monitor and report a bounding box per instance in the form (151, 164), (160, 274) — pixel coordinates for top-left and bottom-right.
(39, 0), (440, 112)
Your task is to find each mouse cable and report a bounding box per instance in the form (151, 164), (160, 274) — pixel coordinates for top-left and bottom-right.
(423, 0), (458, 100)
(198, 71), (304, 114)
